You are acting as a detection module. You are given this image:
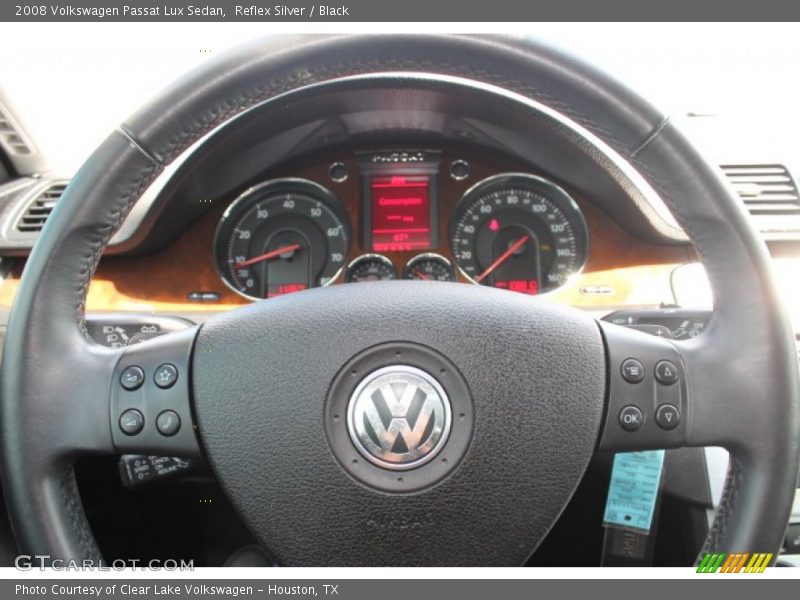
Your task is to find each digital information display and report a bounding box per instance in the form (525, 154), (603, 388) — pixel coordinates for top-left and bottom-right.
(370, 175), (432, 252)
(493, 279), (540, 295)
(267, 283), (308, 298)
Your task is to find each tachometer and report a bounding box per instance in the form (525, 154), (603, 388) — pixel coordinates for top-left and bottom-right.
(450, 173), (588, 294)
(214, 179), (350, 300)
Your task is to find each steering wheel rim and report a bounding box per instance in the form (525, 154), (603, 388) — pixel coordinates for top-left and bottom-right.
(2, 34), (798, 565)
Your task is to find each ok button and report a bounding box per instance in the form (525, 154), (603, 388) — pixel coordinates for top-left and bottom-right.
(618, 405), (644, 432)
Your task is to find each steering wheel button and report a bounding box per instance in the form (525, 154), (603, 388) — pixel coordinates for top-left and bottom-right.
(119, 409), (144, 436)
(154, 363), (178, 388)
(655, 360), (679, 385)
(618, 405), (644, 432)
(655, 404), (681, 430)
(621, 358), (645, 383)
(156, 410), (181, 436)
(120, 366), (145, 390)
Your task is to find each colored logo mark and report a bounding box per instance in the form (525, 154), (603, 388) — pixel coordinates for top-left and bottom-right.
(696, 552), (773, 573)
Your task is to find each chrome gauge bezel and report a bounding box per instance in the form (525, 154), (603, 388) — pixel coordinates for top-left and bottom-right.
(213, 177), (351, 301)
(345, 253), (397, 283)
(449, 172), (589, 295)
(403, 252), (456, 281)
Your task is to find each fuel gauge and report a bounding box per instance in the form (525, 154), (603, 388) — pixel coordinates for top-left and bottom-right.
(346, 254), (397, 283)
(404, 253), (455, 282)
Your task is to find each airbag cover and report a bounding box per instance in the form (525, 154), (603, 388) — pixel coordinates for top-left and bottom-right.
(192, 281), (605, 566)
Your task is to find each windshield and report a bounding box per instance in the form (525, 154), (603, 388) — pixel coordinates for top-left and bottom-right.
(0, 23), (798, 173)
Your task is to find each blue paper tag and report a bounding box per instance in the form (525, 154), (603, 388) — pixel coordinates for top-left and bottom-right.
(603, 450), (665, 533)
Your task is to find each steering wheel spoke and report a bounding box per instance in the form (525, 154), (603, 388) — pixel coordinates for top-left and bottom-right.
(20, 326), (203, 462)
(110, 327), (202, 457)
(598, 318), (793, 457)
(597, 321), (688, 452)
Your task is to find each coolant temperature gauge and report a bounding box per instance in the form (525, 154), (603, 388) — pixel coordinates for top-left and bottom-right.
(403, 254), (455, 282)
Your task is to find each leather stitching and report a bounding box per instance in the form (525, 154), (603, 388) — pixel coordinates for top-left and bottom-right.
(700, 457), (742, 558)
(74, 160), (160, 336)
(60, 467), (102, 562)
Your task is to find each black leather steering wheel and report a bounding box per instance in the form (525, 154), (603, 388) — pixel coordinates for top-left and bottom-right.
(2, 35), (799, 566)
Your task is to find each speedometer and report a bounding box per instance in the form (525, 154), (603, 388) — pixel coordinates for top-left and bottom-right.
(450, 173), (588, 294)
(214, 178), (350, 300)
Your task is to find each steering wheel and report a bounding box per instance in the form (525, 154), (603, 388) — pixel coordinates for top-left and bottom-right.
(2, 35), (799, 566)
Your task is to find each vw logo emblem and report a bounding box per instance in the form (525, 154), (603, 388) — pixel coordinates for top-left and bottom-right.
(347, 365), (452, 470)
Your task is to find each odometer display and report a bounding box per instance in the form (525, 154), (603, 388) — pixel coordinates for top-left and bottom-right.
(450, 173), (588, 294)
(214, 179), (350, 300)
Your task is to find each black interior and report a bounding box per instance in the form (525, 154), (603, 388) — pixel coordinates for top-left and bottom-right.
(1, 35), (798, 567)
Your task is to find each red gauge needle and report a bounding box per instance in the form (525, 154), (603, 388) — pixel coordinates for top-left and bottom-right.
(234, 243), (301, 269)
(475, 235), (530, 283)
(412, 269), (432, 280)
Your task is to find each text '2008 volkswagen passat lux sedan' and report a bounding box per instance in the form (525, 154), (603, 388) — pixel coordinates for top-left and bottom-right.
(0, 30), (798, 568)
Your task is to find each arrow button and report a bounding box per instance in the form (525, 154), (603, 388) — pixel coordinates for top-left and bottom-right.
(655, 404), (681, 430)
(655, 360), (680, 385)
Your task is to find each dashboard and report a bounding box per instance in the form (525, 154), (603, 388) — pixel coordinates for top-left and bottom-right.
(214, 149), (589, 300)
(0, 144), (693, 315)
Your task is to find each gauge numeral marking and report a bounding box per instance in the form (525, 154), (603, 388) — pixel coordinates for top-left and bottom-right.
(216, 181), (350, 301)
(449, 174), (587, 294)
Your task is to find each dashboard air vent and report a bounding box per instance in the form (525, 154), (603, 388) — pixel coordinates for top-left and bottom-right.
(721, 164), (800, 215)
(16, 182), (67, 233)
(0, 106), (34, 156)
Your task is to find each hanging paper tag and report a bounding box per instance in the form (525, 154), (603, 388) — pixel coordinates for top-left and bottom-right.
(603, 450), (665, 533)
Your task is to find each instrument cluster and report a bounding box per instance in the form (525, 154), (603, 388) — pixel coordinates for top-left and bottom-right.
(213, 149), (589, 300)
